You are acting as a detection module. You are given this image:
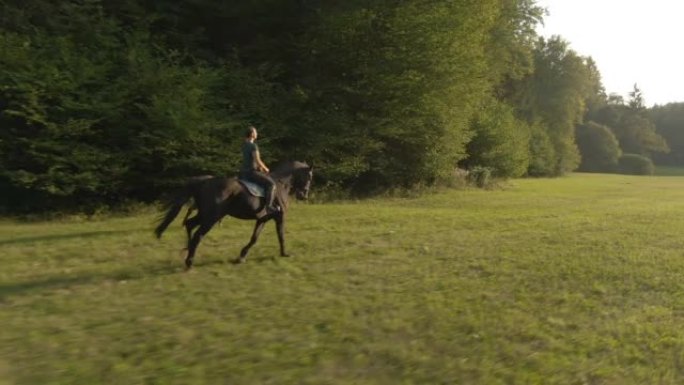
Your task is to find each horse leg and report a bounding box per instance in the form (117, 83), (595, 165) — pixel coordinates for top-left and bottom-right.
(235, 218), (268, 264)
(274, 212), (288, 257)
(185, 220), (216, 269)
(184, 215), (201, 244)
(182, 202), (196, 227)
(186, 212), (221, 241)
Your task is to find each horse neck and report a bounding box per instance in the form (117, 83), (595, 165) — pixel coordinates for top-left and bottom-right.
(270, 166), (294, 210)
(271, 161), (308, 192)
(271, 162), (302, 183)
(273, 174), (293, 192)
(271, 165), (295, 192)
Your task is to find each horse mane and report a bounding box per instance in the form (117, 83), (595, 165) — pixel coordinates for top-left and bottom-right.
(270, 160), (309, 179)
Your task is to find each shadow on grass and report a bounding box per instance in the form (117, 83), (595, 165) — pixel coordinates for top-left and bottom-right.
(0, 249), (288, 300)
(0, 263), (183, 301)
(0, 229), (148, 246)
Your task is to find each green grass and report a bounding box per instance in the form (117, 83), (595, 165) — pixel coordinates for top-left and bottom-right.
(3, 173), (684, 384)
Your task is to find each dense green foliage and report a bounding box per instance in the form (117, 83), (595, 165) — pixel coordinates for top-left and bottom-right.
(575, 121), (621, 172)
(2, 0), (684, 212)
(4, 174), (684, 383)
(463, 98), (530, 178)
(0, 0), (261, 212)
(508, 37), (600, 175)
(577, 85), (673, 173)
(0, 0), (539, 210)
(651, 103), (684, 165)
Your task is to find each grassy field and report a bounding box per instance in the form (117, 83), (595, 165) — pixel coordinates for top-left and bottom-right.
(3, 173), (684, 384)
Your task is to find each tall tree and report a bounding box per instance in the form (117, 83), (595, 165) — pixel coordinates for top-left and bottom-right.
(268, 1), (506, 190)
(651, 103), (684, 165)
(598, 84), (669, 157)
(628, 83), (646, 111)
(508, 36), (601, 175)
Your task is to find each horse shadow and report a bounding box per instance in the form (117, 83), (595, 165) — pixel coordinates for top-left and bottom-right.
(0, 251), (286, 301)
(0, 259), (182, 301)
(0, 229), (142, 246)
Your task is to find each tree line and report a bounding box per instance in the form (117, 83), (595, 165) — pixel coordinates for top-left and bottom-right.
(0, 0), (682, 213)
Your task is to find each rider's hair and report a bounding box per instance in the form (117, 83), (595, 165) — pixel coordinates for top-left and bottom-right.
(245, 126), (257, 138)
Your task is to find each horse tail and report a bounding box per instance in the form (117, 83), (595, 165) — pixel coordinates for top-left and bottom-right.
(155, 184), (196, 239)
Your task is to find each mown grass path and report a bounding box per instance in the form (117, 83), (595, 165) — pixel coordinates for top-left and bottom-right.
(2, 173), (684, 384)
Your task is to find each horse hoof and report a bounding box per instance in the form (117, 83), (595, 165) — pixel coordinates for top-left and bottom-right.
(185, 259), (193, 269)
(231, 258), (245, 265)
(281, 253), (291, 258)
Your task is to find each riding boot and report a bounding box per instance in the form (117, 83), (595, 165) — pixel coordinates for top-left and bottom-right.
(264, 185), (279, 214)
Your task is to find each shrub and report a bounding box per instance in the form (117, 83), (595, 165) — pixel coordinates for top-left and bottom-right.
(618, 154), (654, 175)
(469, 166), (493, 188)
(465, 99), (530, 178)
(576, 121), (621, 172)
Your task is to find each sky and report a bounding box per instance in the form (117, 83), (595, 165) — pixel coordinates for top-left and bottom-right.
(535, 0), (684, 106)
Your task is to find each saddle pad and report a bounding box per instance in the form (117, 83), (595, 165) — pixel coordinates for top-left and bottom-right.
(238, 179), (265, 197)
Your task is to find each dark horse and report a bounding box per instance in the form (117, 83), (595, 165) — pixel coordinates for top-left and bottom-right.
(155, 161), (313, 268)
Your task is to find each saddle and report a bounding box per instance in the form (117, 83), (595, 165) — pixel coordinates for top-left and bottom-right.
(238, 179), (265, 197)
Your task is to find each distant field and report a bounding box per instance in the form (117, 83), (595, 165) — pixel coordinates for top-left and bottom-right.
(3, 173), (684, 384)
(655, 166), (684, 176)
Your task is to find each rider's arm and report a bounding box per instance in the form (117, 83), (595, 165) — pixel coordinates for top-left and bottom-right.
(254, 149), (269, 173)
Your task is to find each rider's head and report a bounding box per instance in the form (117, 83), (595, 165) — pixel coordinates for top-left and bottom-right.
(245, 126), (258, 140)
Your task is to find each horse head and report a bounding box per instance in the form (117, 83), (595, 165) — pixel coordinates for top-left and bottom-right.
(271, 161), (313, 201)
(293, 162), (313, 201)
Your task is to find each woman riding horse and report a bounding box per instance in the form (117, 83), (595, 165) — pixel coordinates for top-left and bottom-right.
(155, 159), (313, 268)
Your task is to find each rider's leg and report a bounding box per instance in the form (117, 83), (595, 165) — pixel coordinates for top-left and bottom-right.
(264, 182), (277, 211)
(245, 171), (279, 213)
